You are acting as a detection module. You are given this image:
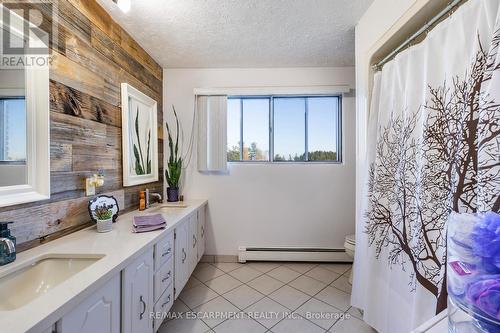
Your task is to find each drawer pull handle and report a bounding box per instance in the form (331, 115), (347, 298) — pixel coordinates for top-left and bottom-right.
(182, 248), (186, 263)
(139, 296), (146, 319)
(162, 271), (171, 283)
(201, 226), (205, 237)
(193, 235), (197, 248)
(162, 248), (171, 257)
(162, 295), (171, 308)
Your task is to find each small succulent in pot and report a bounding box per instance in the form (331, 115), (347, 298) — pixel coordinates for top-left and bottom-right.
(94, 204), (113, 233)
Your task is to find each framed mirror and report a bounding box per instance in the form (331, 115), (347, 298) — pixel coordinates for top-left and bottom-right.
(121, 83), (158, 186)
(0, 7), (50, 207)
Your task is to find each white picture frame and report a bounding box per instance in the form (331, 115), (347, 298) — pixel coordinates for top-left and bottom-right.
(121, 83), (158, 187)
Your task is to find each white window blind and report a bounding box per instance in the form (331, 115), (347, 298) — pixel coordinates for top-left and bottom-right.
(197, 95), (228, 171)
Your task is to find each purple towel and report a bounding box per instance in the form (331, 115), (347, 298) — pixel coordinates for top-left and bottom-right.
(132, 223), (166, 233)
(133, 214), (166, 227)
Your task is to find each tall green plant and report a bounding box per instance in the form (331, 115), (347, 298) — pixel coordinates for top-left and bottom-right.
(133, 107), (151, 175)
(165, 106), (182, 188)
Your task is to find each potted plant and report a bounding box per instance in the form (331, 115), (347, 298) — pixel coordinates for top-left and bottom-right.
(165, 106), (182, 202)
(94, 204), (113, 233)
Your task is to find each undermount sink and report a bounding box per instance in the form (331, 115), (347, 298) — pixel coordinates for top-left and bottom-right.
(156, 203), (189, 209)
(0, 254), (104, 311)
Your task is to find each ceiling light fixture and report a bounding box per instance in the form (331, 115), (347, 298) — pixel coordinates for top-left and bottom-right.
(112, 0), (131, 13)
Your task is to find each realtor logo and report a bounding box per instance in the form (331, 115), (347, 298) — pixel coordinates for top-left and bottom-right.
(1, 1), (57, 67)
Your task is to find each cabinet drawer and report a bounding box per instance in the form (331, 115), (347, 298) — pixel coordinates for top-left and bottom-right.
(154, 256), (173, 302)
(155, 231), (174, 270)
(153, 283), (173, 332)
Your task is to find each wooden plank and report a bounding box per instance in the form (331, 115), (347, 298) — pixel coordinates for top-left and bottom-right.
(56, 0), (92, 44)
(117, 65), (162, 106)
(60, 25), (119, 81)
(52, 17), (163, 107)
(50, 50), (119, 106)
(117, 26), (163, 81)
(51, 143), (72, 172)
(105, 124), (122, 151)
(72, 146), (121, 171)
(91, 25), (163, 96)
(0, 190), (125, 244)
(51, 169), (122, 194)
(65, 0), (118, 41)
(50, 171), (86, 194)
(50, 80), (121, 127)
(50, 111), (107, 146)
(66, 0), (163, 80)
(51, 46), (160, 108)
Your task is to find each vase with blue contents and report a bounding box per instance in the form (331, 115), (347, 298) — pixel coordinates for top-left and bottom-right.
(447, 212), (500, 332)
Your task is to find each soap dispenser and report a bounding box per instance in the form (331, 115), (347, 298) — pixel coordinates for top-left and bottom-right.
(0, 222), (16, 265)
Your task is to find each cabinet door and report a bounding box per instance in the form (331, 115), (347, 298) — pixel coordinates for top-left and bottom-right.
(174, 220), (189, 295)
(197, 206), (206, 261)
(58, 274), (120, 333)
(188, 213), (199, 274)
(122, 248), (154, 333)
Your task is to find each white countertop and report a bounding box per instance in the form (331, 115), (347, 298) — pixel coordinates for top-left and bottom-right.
(412, 310), (447, 333)
(0, 199), (207, 333)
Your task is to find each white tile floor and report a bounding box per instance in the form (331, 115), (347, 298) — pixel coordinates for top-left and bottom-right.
(158, 262), (376, 333)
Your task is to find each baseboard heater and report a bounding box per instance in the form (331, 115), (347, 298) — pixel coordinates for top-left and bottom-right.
(238, 246), (352, 263)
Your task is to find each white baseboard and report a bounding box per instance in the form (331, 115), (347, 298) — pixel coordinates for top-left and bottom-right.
(238, 246), (352, 263)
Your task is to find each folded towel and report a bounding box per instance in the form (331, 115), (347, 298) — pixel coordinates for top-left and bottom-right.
(133, 214), (166, 227)
(132, 223), (166, 233)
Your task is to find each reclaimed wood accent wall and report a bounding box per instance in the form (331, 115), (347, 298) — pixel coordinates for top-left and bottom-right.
(0, 0), (164, 248)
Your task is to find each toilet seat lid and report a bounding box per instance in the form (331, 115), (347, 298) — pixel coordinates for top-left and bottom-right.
(345, 234), (356, 244)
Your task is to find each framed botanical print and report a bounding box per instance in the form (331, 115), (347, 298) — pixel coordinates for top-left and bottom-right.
(121, 83), (158, 186)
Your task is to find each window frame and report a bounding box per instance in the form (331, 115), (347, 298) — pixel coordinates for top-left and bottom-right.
(227, 94), (342, 164)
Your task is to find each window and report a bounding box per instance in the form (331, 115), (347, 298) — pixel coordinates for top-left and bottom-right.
(227, 97), (270, 161)
(227, 95), (341, 162)
(0, 97), (26, 163)
(274, 98), (306, 161)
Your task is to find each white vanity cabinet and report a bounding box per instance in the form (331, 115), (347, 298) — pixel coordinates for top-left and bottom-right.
(188, 212), (199, 274)
(122, 248), (154, 333)
(57, 274), (121, 333)
(21, 203), (209, 333)
(174, 218), (189, 295)
(174, 206), (207, 298)
(197, 206), (206, 261)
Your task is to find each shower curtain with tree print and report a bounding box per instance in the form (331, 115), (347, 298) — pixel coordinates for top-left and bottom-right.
(351, 0), (500, 332)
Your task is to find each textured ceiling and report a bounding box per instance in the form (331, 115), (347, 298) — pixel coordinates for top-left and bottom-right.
(97, 0), (374, 68)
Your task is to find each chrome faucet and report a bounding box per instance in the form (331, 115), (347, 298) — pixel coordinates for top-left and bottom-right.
(0, 222), (16, 265)
(0, 238), (15, 254)
(145, 189), (163, 209)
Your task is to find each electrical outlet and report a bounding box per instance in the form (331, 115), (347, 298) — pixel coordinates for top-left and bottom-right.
(86, 178), (96, 196)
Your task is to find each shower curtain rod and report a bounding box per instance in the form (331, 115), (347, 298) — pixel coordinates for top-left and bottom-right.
(373, 0), (465, 71)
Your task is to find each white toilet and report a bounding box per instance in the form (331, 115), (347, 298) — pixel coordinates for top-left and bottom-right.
(344, 234), (356, 284)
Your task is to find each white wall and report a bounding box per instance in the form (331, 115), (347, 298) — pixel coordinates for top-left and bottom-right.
(164, 67), (356, 256)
